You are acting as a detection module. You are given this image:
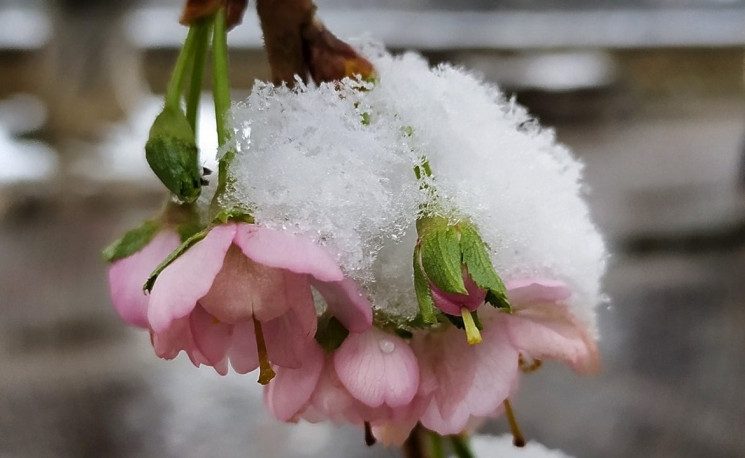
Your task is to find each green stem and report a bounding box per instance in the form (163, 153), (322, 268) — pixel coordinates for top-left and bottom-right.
(165, 24), (199, 110)
(428, 431), (446, 458)
(450, 435), (475, 458)
(212, 7), (231, 147)
(186, 19), (211, 134)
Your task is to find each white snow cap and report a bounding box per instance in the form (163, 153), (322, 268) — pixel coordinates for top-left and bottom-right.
(225, 43), (607, 332)
(468, 435), (576, 458)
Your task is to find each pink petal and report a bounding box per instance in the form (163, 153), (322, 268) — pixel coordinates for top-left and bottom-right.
(284, 272), (318, 338)
(308, 362), (358, 423)
(264, 342), (325, 421)
(505, 303), (600, 374)
(189, 304), (233, 373)
(418, 323), (519, 435)
(311, 278), (373, 333)
(333, 329), (419, 408)
(148, 224), (236, 333)
(200, 245), (289, 324)
(263, 308), (314, 369)
(108, 230), (180, 328)
(228, 321), (259, 374)
(505, 278), (571, 306)
(430, 269), (486, 316)
(233, 224), (343, 282)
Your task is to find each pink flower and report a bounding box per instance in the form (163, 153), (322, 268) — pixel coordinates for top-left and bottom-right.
(429, 268), (486, 316)
(412, 278), (599, 435)
(145, 222), (373, 378)
(108, 230), (181, 328)
(264, 328), (420, 435)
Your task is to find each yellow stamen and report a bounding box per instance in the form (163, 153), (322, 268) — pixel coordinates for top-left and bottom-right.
(460, 308), (482, 345)
(253, 317), (276, 385)
(503, 399), (526, 447)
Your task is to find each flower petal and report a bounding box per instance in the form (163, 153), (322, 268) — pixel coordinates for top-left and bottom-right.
(430, 269), (486, 316)
(263, 308), (314, 369)
(234, 224), (343, 282)
(505, 303), (600, 374)
(311, 278), (372, 333)
(189, 304), (233, 374)
(418, 323), (518, 435)
(228, 321), (259, 374)
(108, 230), (180, 328)
(201, 245), (289, 324)
(334, 329), (419, 408)
(284, 272), (318, 338)
(264, 341), (325, 421)
(148, 224), (236, 333)
(505, 278), (571, 306)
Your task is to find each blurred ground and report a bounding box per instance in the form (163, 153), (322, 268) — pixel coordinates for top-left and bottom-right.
(1, 2), (745, 458)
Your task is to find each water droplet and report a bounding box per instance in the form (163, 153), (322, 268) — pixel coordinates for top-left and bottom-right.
(378, 340), (395, 354)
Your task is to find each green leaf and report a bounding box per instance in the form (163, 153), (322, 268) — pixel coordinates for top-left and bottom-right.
(102, 220), (161, 263)
(143, 228), (208, 292)
(420, 226), (467, 294)
(459, 223), (511, 310)
(314, 314), (350, 352)
(145, 106), (202, 203)
(413, 245), (437, 324)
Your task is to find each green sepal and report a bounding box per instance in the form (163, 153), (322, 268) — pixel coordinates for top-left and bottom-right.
(459, 223), (511, 310)
(177, 221), (204, 242)
(413, 245), (437, 324)
(143, 228), (208, 292)
(145, 106), (202, 203)
(314, 314), (350, 352)
(419, 225), (467, 295)
(102, 220), (161, 263)
(213, 207), (254, 225)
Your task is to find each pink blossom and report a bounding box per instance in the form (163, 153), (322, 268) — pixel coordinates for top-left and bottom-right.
(108, 230), (181, 328)
(264, 328), (421, 437)
(146, 222), (373, 377)
(411, 278), (598, 435)
(429, 268), (486, 316)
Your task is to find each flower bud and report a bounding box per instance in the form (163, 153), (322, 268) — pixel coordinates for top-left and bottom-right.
(145, 106), (202, 203)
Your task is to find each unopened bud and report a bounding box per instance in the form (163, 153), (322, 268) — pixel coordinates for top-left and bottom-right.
(145, 106), (202, 203)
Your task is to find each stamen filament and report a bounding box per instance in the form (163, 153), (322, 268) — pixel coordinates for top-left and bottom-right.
(460, 308), (482, 345)
(503, 399), (526, 447)
(364, 421), (376, 446)
(253, 317), (276, 385)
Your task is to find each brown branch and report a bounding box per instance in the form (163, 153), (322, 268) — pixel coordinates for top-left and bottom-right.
(302, 17), (375, 83)
(256, 0), (374, 86)
(181, 0), (247, 29)
(256, 0), (316, 86)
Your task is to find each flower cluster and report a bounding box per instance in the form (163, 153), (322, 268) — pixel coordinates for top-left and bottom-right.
(104, 17), (606, 454)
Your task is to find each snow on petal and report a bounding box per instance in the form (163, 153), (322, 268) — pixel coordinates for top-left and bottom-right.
(333, 328), (419, 408)
(148, 224), (236, 332)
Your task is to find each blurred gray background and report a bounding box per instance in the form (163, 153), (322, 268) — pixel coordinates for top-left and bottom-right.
(1, 1), (744, 457)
